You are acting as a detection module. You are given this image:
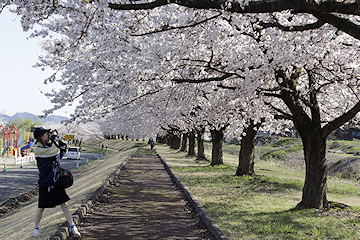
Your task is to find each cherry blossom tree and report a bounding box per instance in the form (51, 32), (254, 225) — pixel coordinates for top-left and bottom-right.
(107, 10), (360, 210)
(106, 0), (360, 40)
(44, 121), (104, 140)
(1, 0), (360, 40)
(184, 14), (360, 209)
(2, 0), (360, 211)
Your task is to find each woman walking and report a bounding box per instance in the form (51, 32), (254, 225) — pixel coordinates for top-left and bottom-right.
(32, 127), (80, 237)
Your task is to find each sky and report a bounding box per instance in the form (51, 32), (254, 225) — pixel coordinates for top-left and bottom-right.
(0, 8), (75, 118)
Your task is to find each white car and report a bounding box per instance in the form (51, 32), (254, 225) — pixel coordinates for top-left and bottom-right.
(67, 147), (81, 160)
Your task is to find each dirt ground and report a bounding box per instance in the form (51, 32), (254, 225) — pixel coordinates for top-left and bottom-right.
(75, 150), (215, 240)
(0, 187), (38, 217)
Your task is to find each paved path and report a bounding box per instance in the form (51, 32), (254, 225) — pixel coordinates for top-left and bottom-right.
(78, 149), (214, 239)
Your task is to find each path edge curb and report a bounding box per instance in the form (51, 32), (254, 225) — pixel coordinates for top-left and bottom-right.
(156, 151), (228, 240)
(50, 147), (139, 240)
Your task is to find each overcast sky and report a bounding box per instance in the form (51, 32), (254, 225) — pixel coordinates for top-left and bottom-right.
(0, 8), (75, 117)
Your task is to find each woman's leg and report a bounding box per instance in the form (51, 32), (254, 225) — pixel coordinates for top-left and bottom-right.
(34, 208), (44, 228)
(60, 202), (74, 226)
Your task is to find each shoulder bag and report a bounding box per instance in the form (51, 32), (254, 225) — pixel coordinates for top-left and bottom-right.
(54, 161), (73, 189)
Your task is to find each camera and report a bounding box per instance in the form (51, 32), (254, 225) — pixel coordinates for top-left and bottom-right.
(50, 133), (58, 142)
(50, 129), (58, 136)
(49, 130), (67, 149)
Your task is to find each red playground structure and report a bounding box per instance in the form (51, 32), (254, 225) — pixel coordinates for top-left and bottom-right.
(1, 125), (35, 166)
(1, 125), (20, 157)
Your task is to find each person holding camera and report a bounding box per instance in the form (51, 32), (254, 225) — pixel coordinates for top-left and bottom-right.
(32, 127), (80, 237)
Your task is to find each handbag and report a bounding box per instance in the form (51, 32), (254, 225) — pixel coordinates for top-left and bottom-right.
(59, 167), (73, 189)
(54, 161), (73, 189)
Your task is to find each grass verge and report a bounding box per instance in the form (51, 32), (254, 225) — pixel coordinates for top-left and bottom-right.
(155, 144), (360, 240)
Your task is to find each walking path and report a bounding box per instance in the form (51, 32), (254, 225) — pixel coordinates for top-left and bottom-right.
(0, 141), (218, 239)
(77, 149), (214, 239)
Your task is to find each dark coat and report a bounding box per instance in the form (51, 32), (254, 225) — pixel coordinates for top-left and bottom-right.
(34, 142), (66, 187)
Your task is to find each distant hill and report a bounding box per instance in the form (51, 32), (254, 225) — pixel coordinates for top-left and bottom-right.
(42, 115), (69, 123)
(0, 112), (68, 124)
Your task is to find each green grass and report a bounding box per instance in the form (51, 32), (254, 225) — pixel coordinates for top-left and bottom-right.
(211, 137), (305, 161)
(261, 144), (303, 160)
(81, 144), (108, 154)
(328, 139), (360, 153)
(83, 139), (142, 153)
(156, 143), (360, 240)
(254, 137), (304, 160)
(271, 138), (302, 147)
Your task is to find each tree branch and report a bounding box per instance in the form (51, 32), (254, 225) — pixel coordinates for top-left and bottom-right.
(109, 0), (169, 10)
(217, 83), (237, 90)
(108, 0), (360, 15)
(0, 1), (10, 14)
(261, 92), (282, 98)
(173, 73), (234, 83)
(311, 11), (360, 40)
(131, 12), (222, 36)
(264, 101), (293, 120)
(259, 18), (325, 31)
(322, 101), (360, 137)
(112, 89), (161, 110)
(108, 0), (360, 40)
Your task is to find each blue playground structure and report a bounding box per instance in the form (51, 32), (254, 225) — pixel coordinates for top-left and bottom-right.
(21, 138), (35, 152)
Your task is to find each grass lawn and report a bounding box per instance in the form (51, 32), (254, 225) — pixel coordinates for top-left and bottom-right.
(156, 143), (360, 239)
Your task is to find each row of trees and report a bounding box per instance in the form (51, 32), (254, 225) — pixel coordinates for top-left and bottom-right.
(44, 121), (104, 141)
(7, 117), (44, 132)
(2, 0), (360, 210)
(0, 116), (104, 141)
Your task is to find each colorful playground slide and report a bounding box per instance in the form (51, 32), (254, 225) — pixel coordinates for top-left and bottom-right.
(20, 138), (35, 152)
(1, 147), (8, 157)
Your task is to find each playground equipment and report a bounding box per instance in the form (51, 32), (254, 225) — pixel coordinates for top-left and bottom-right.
(21, 138), (35, 152)
(0, 125), (20, 157)
(0, 125), (35, 165)
(1, 147), (8, 157)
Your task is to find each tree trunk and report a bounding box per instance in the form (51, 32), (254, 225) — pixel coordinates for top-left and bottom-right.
(176, 135), (181, 149)
(180, 134), (188, 152)
(170, 134), (175, 148)
(265, 68), (360, 209)
(275, 69), (330, 209)
(297, 133), (328, 209)
(171, 134), (181, 149)
(170, 135), (174, 148)
(210, 127), (225, 165)
(236, 121), (257, 175)
(188, 132), (196, 156)
(166, 134), (170, 146)
(196, 129), (207, 160)
(156, 135), (166, 144)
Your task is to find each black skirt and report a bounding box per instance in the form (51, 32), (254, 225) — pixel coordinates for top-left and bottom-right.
(38, 185), (70, 208)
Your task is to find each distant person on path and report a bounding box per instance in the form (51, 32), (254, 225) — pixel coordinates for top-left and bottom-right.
(148, 138), (155, 150)
(102, 144), (104, 151)
(32, 127), (81, 237)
